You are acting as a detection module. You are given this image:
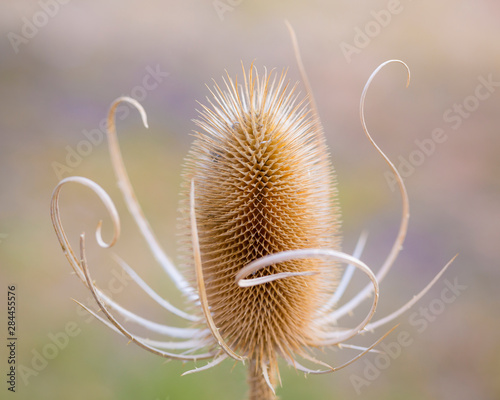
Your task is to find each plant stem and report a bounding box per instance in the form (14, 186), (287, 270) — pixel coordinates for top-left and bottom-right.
(247, 360), (277, 400)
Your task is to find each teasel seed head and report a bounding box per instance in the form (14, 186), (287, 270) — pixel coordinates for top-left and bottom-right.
(178, 65), (341, 395)
(51, 54), (456, 400)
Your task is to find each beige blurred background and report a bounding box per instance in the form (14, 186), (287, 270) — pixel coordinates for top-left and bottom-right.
(1, 0), (499, 399)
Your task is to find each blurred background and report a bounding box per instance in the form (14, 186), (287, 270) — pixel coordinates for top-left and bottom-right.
(1, 0), (499, 399)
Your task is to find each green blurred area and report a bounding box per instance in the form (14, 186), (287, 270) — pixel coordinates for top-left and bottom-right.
(1, 1), (499, 399)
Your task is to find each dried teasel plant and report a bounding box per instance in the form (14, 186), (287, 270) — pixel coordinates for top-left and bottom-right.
(51, 28), (455, 400)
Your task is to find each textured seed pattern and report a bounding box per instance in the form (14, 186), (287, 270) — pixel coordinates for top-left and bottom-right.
(178, 67), (341, 375)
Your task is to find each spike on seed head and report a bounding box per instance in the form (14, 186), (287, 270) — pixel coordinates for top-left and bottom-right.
(178, 65), (342, 381)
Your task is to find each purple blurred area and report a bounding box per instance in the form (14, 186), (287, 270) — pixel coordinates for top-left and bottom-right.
(1, 1), (499, 399)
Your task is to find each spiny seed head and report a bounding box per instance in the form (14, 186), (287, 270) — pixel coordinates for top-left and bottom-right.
(178, 66), (341, 372)
(52, 57), (440, 400)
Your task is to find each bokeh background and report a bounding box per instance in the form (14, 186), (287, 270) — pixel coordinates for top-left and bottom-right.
(1, 1), (499, 399)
